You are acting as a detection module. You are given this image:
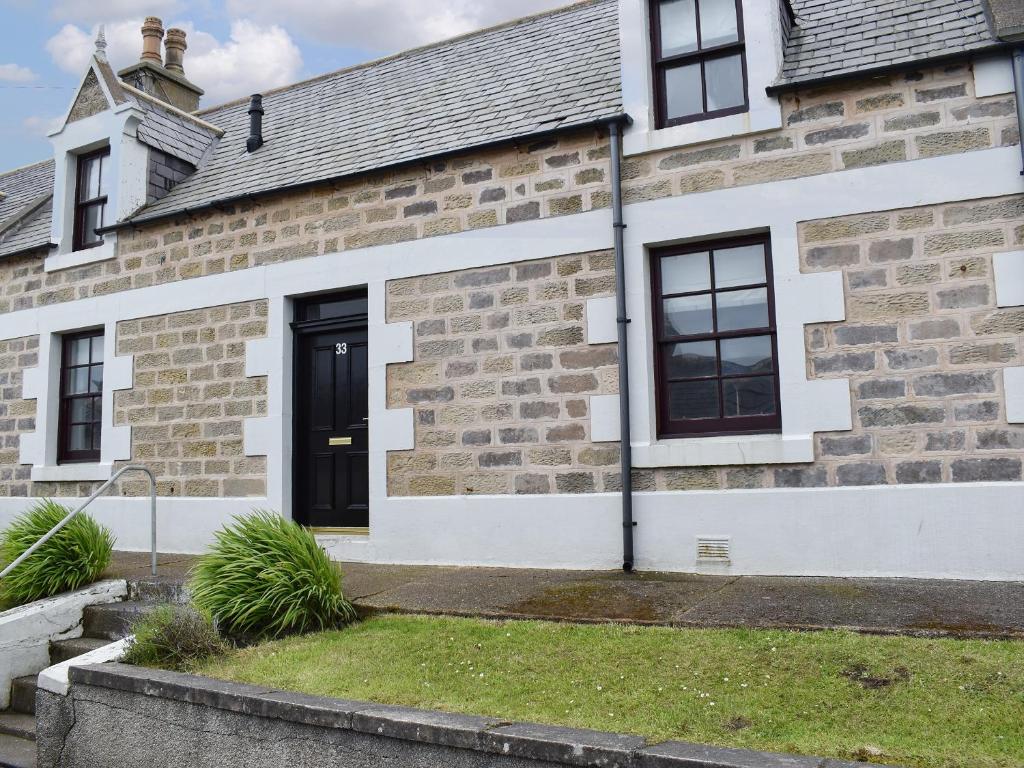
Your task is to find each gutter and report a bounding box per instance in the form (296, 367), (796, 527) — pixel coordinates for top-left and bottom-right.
(608, 118), (636, 573)
(96, 115), (627, 235)
(1013, 46), (1024, 174)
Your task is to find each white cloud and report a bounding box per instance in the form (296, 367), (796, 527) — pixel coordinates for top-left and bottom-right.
(23, 114), (64, 137)
(224, 0), (570, 52)
(49, 0), (181, 24)
(0, 63), (38, 82)
(45, 19), (303, 108)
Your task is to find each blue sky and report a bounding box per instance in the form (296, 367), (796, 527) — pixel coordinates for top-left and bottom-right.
(0, 0), (567, 172)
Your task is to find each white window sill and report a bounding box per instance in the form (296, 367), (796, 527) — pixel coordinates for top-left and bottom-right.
(31, 463), (114, 483)
(631, 434), (813, 468)
(45, 240), (116, 273)
(623, 104), (783, 158)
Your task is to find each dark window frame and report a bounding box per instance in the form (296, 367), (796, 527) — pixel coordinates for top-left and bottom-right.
(72, 146), (110, 252)
(651, 234), (781, 438)
(649, 0), (750, 128)
(58, 329), (104, 464)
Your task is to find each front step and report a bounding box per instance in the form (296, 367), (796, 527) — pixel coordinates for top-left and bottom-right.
(7, 679), (35, 717)
(48, 637), (110, 665)
(0, 732), (35, 768)
(0, 714), (34, 742)
(82, 601), (155, 640)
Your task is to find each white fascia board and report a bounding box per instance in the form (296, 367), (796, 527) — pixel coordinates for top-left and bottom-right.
(619, 0), (784, 157)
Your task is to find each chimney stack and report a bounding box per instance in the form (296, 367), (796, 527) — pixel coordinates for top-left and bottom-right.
(247, 94), (265, 153)
(140, 17), (164, 64)
(119, 17), (204, 112)
(164, 28), (187, 74)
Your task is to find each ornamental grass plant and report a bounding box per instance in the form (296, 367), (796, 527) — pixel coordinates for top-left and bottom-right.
(0, 499), (114, 609)
(123, 604), (228, 671)
(188, 511), (357, 639)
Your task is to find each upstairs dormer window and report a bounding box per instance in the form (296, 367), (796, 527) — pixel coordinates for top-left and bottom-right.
(650, 0), (748, 127)
(73, 147), (110, 251)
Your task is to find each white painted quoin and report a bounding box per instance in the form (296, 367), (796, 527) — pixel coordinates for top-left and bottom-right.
(0, 0), (1022, 580)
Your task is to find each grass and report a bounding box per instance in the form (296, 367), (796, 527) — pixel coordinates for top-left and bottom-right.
(196, 614), (1024, 768)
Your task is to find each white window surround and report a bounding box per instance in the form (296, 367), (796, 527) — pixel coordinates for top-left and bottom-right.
(993, 249), (1024, 424)
(46, 61), (149, 273)
(20, 322), (133, 483)
(618, 0), (786, 157)
(972, 53), (1015, 98)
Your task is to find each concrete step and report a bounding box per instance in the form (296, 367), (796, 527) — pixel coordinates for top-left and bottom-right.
(0, 714), (34, 742)
(7, 679), (35, 717)
(128, 579), (189, 604)
(82, 601), (155, 640)
(49, 636), (110, 665)
(0, 732), (35, 768)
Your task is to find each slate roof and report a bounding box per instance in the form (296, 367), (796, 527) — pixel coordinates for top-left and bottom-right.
(0, 160), (54, 259)
(776, 0), (1004, 89)
(125, 0), (623, 225)
(127, 86), (220, 167)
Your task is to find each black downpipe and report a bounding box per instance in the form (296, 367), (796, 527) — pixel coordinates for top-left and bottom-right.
(247, 94), (264, 153)
(609, 121), (635, 573)
(1013, 47), (1024, 175)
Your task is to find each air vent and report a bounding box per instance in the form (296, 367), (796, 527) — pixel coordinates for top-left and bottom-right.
(697, 536), (731, 563)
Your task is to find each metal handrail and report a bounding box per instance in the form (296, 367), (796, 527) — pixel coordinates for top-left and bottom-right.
(0, 465), (157, 580)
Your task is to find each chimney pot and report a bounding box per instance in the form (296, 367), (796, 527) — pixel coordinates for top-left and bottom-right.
(247, 94), (265, 153)
(164, 28), (188, 74)
(140, 17), (164, 64)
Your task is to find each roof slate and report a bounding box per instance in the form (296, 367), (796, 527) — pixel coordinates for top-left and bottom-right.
(778, 0), (1002, 88)
(0, 160), (54, 259)
(130, 91), (219, 167)
(129, 0), (623, 224)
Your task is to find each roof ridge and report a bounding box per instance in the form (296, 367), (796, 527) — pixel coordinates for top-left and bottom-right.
(196, 0), (605, 117)
(120, 80), (225, 136)
(0, 158), (53, 182)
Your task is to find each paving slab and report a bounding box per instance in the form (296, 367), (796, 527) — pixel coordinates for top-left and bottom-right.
(104, 552), (1024, 638)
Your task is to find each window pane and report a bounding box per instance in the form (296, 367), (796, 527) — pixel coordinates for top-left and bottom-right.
(70, 397), (95, 423)
(714, 244), (765, 288)
(98, 153), (110, 197)
(721, 335), (774, 374)
(717, 288), (769, 331)
(81, 203), (104, 246)
(92, 419), (103, 451)
(90, 335), (104, 363)
(665, 341), (717, 379)
(70, 336), (91, 366)
(664, 295), (713, 336)
(699, 0), (739, 46)
(79, 156), (101, 201)
(659, 0), (698, 55)
(661, 252), (710, 294)
(89, 364), (103, 393)
(69, 424), (92, 452)
(66, 367), (89, 395)
(668, 380), (719, 420)
(705, 53), (745, 112)
(664, 63), (703, 120)
(723, 377), (776, 417)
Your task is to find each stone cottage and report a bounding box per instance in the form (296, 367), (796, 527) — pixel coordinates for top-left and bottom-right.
(1, 0), (1022, 578)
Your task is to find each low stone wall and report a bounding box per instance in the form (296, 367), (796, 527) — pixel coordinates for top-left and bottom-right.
(45, 663), (867, 768)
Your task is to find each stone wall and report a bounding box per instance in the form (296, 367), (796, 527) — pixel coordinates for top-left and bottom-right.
(0, 335), (38, 498)
(0, 65), (1014, 317)
(388, 194), (1024, 496)
(29, 301), (269, 499)
(385, 252), (619, 496)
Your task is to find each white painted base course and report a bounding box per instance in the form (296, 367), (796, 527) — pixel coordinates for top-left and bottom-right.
(2, 484), (1021, 580)
(0, 579), (127, 709)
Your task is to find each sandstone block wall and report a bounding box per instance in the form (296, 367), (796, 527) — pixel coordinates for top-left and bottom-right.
(0, 336), (38, 498)
(1, 65), (1014, 318)
(385, 252), (619, 496)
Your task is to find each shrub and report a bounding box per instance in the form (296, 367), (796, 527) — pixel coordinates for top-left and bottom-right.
(189, 511), (357, 639)
(122, 604), (227, 670)
(0, 500), (114, 608)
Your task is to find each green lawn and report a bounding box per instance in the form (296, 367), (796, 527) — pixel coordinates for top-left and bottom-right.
(197, 614), (1024, 768)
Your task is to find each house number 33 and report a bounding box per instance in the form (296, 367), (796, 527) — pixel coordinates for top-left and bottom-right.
(335, 343), (348, 355)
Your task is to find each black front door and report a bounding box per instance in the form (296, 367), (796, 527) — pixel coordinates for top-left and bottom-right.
(294, 325), (369, 528)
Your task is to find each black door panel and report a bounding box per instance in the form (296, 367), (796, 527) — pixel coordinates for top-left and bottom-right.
(294, 326), (369, 528)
